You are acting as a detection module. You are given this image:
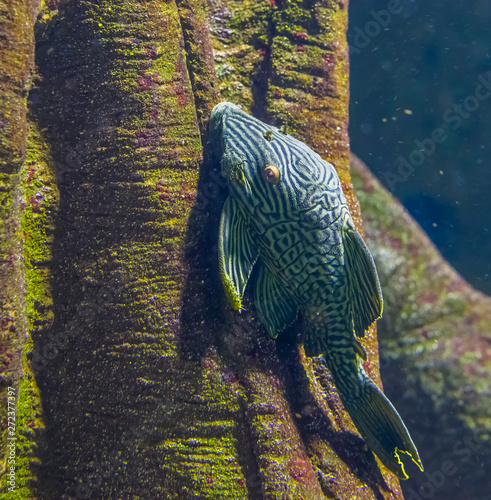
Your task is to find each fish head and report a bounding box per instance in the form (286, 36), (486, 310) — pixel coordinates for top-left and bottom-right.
(209, 102), (345, 222)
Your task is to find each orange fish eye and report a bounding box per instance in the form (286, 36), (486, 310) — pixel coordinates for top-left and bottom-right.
(263, 165), (280, 184)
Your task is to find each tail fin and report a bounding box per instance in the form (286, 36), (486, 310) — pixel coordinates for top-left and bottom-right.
(332, 365), (423, 479)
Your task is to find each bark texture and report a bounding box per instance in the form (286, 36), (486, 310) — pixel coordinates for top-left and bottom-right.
(351, 154), (491, 500)
(0, 0), (39, 482)
(2, 0), (408, 498)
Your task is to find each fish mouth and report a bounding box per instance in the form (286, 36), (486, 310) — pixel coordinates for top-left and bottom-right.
(210, 101), (241, 123)
(209, 102), (243, 156)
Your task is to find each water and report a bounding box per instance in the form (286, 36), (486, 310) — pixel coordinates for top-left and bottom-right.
(349, 0), (491, 296)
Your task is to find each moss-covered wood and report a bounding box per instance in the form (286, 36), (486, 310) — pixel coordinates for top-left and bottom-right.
(351, 154), (491, 500)
(5, 0), (245, 497)
(0, 0), (39, 484)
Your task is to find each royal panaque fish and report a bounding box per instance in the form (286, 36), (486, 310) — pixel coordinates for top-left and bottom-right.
(209, 102), (423, 480)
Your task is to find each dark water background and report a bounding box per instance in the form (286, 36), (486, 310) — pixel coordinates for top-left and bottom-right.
(348, 0), (491, 296)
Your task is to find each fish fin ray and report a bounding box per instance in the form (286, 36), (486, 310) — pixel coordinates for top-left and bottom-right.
(254, 264), (298, 338)
(354, 338), (367, 361)
(219, 196), (259, 310)
(328, 358), (423, 479)
(344, 376), (423, 479)
(343, 227), (383, 337)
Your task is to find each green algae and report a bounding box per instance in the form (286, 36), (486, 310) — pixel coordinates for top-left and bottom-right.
(209, 0), (273, 110)
(269, 1), (350, 177)
(21, 125), (59, 334)
(0, 0), (40, 491)
(1, 121), (59, 497)
(5, 354), (44, 500)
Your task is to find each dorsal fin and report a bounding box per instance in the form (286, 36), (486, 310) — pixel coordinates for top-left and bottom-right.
(342, 227), (383, 337)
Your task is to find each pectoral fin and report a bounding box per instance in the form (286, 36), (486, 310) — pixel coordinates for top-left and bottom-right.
(343, 227), (383, 337)
(254, 263), (298, 338)
(219, 196), (259, 310)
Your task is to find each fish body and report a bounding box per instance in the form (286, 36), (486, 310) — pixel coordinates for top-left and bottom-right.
(209, 102), (423, 479)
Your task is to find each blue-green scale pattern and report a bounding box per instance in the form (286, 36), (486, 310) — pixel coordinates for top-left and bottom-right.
(216, 106), (355, 361)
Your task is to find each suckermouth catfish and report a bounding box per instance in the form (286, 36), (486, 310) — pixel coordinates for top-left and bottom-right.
(209, 102), (424, 479)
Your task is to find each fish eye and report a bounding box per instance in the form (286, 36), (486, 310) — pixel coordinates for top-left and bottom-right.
(262, 165), (280, 184)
